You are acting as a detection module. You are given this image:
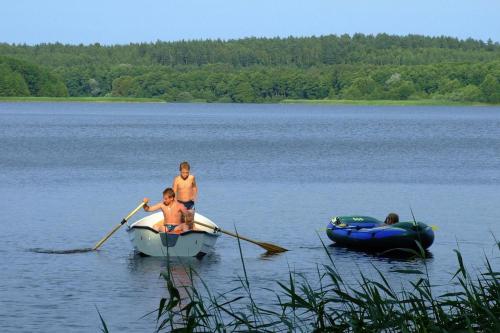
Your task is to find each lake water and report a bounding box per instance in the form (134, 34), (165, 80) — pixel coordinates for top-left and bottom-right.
(0, 102), (499, 332)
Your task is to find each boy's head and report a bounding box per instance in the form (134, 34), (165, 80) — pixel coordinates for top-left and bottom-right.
(385, 213), (399, 225)
(162, 187), (175, 204)
(179, 161), (190, 179)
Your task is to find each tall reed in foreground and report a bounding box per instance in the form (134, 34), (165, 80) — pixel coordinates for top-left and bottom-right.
(156, 236), (499, 332)
(99, 237), (499, 332)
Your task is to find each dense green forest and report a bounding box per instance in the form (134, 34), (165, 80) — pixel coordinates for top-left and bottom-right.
(0, 56), (67, 97)
(0, 34), (499, 103)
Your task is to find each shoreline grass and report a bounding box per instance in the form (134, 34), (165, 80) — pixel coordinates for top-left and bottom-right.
(1, 96), (499, 106)
(0, 96), (166, 103)
(281, 98), (497, 106)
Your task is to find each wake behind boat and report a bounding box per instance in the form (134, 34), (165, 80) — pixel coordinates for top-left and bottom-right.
(127, 211), (220, 258)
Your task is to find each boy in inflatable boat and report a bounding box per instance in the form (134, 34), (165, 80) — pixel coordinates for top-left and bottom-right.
(143, 188), (190, 233)
(384, 213), (399, 225)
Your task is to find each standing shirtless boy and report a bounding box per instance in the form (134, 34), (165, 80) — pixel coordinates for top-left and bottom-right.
(172, 161), (197, 229)
(143, 188), (189, 233)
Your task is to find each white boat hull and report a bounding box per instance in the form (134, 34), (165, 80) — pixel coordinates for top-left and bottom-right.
(127, 212), (220, 258)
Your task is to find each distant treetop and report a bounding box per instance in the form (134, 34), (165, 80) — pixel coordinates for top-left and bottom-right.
(1, 33), (498, 68)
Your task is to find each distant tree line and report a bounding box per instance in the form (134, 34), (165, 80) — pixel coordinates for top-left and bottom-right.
(0, 34), (499, 103)
(0, 56), (67, 97)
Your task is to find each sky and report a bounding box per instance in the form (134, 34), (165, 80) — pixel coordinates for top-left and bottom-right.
(1, 0), (499, 45)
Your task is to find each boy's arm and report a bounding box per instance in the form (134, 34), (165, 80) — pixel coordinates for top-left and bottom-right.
(143, 198), (162, 212)
(192, 175), (198, 201)
(172, 176), (178, 195)
(178, 203), (189, 216)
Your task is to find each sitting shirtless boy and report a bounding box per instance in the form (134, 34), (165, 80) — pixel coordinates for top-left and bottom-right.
(172, 161), (197, 229)
(143, 188), (189, 233)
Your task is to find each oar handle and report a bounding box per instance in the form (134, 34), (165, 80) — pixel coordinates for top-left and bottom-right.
(123, 202), (146, 223)
(93, 202), (145, 250)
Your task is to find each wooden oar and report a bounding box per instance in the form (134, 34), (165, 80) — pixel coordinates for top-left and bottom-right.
(93, 202), (145, 250)
(194, 220), (288, 254)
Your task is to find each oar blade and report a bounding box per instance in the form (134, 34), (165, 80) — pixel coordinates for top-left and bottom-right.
(258, 241), (288, 254)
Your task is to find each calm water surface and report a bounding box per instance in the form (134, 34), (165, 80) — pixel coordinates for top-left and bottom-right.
(0, 102), (499, 332)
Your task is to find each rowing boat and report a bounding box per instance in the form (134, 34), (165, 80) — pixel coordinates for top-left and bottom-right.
(127, 212), (220, 258)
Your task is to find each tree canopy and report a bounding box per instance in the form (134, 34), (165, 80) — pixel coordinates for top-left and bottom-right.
(0, 34), (499, 103)
(0, 56), (68, 97)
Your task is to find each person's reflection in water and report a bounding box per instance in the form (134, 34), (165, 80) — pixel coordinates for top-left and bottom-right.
(170, 264), (193, 294)
(166, 262), (195, 322)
